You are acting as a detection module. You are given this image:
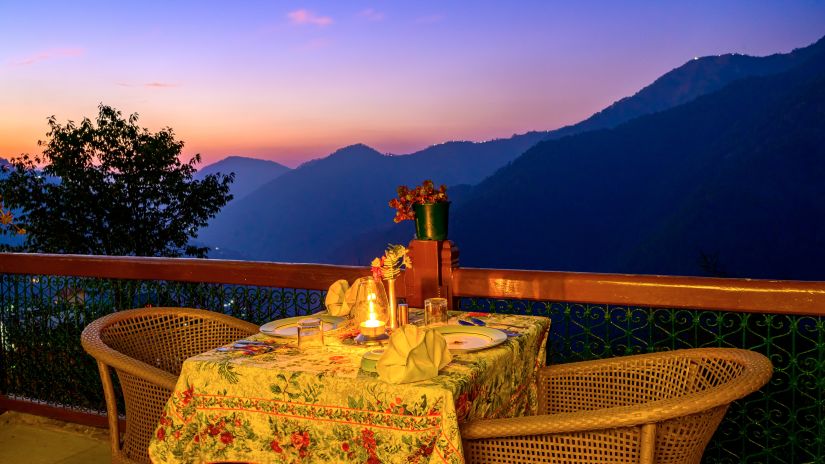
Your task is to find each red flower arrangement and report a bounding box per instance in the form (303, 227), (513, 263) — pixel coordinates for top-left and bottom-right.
(388, 180), (448, 223)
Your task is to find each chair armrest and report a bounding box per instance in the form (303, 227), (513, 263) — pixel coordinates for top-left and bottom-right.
(461, 402), (667, 440)
(81, 321), (179, 391)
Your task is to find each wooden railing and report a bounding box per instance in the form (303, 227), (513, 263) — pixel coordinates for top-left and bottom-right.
(403, 239), (825, 316)
(5, 243), (822, 317)
(0, 252), (371, 291)
(2, 243), (825, 462)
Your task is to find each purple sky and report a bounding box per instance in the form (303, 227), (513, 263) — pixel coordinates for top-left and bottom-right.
(1, 1), (823, 167)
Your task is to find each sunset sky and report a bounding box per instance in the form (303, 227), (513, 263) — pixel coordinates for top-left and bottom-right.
(1, 1), (824, 167)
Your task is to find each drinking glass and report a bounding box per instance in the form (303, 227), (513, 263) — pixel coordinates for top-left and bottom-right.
(424, 298), (448, 326)
(296, 317), (325, 350)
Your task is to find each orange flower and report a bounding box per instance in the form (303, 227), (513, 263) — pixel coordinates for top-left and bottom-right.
(389, 180), (448, 222)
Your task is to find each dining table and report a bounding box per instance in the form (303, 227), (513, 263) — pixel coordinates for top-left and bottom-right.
(148, 311), (550, 464)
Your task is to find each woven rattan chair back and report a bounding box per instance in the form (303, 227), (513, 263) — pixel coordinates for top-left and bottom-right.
(81, 307), (258, 464)
(462, 348), (772, 464)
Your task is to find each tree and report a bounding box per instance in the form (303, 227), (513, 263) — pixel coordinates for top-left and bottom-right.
(0, 104), (233, 257)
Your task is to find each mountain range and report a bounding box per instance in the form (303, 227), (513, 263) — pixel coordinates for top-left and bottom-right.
(198, 133), (549, 261)
(198, 35), (825, 279)
(452, 36), (825, 279)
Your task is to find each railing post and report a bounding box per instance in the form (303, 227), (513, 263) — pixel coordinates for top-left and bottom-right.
(405, 240), (459, 309)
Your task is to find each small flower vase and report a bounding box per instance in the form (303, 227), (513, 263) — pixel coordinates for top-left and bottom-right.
(385, 277), (399, 329)
(413, 202), (450, 240)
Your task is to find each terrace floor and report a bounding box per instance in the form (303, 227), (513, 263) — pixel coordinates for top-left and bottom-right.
(0, 411), (110, 464)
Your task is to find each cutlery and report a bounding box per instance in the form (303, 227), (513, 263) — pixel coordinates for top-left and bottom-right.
(458, 318), (521, 337)
(466, 317), (529, 330)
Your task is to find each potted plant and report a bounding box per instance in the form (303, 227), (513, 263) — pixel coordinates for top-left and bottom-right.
(389, 180), (449, 240)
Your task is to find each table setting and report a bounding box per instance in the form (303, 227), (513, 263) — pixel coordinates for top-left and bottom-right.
(148, 245), (550, 464)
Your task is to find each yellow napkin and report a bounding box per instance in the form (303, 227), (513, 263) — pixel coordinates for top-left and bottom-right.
(377, 325), (452, 384)
(324, 280), (351, 316)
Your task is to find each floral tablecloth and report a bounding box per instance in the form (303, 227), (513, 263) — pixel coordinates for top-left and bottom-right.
(149, 312), (550, 464)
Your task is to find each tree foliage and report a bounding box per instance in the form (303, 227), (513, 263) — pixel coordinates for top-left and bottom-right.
(0, 104), (233, 257)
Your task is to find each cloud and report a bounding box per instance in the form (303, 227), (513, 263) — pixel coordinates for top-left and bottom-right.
(415, 14), (445, 24)
(358, 8), (385, 21)
(144, 82), (177, 88)
(13, 47), (84, 66)
(287, 9), (333, 27)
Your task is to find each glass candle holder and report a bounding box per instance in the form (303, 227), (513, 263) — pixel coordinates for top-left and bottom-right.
(424, 298), (449, 326)
(352, 277), (390, 343)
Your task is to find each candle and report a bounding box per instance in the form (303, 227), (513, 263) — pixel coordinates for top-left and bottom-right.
(360, 292), (386, 337)
(361, 319), (387, 337)
(360, 318), (386, 337)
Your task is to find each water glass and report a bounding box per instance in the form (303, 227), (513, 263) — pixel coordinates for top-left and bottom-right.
(424, 298), (448, 326)
(296, 317), (324, 350)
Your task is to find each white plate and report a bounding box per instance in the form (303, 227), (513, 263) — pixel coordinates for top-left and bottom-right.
(260, 315), (346, 338)
(432, 325), (507, 352)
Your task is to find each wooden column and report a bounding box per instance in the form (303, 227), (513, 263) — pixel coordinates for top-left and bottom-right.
(405, 240), (459, 309)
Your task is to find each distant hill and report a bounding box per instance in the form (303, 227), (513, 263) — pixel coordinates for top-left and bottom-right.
(196, 156), (290, 201)
(200, 134), (549, 262)
(545, 37), (823, 140)
(451, 36), (825, 279)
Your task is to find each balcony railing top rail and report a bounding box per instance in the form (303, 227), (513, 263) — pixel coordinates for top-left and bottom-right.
(452, 267), (825, 315)
(0, 252), (369, 290)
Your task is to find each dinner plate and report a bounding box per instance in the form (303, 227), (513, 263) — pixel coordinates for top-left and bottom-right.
(433, 325), (507, 352)
(260, 315), (346, 338)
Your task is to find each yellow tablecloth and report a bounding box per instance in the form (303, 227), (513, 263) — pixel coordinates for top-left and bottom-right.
(149, 312), (550, 463)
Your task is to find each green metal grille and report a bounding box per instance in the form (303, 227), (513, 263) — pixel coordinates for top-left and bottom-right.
(459, 298), (824, 464)
(0, 273), (325, 411)
(1, 271), (821, 463)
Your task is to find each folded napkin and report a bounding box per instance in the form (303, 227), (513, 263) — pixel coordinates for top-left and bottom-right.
(377, 325), (452, 384)
(325, 279), (354, 317)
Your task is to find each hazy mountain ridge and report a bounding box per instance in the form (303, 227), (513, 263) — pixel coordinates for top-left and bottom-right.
(196, 156), (290, 202)
(199, 134), (549, 262)
(450, 36), (825, 279)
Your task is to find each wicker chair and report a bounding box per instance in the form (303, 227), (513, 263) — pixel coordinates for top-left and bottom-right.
(461, 348), (772, 464)
(81, 307), (258, 464)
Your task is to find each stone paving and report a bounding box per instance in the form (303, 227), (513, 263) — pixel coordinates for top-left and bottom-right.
(0, 411), (110, 464)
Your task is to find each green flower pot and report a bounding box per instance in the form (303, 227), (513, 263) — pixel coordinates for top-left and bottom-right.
(413, 202), (450, 241)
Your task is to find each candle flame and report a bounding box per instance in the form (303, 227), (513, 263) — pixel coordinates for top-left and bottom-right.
(368, 292), (376, 321)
